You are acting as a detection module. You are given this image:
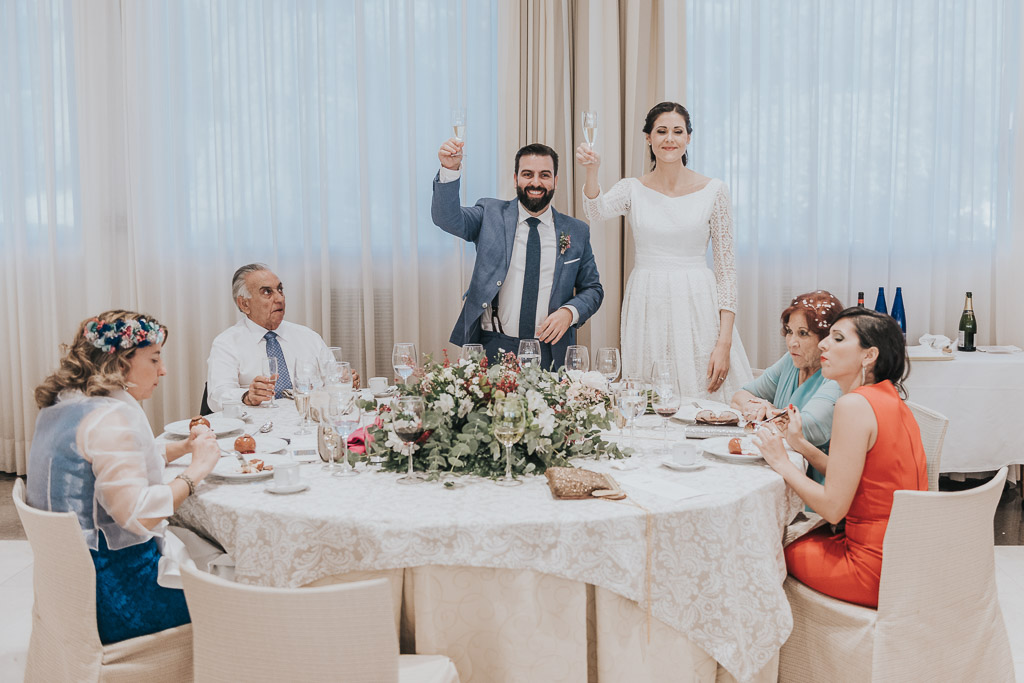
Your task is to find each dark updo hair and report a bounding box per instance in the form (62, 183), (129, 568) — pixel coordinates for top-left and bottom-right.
(781, 290), (844, 341)
(833, 307), (909, 397)
(642, 102), (692, 168)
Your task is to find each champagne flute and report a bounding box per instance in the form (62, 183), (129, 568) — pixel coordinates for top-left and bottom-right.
(582, 110), (598, 156)
(451, 107), (466, 145)
(564, 345), (590, 378)
(493, 396), (526, 487)
(261, 357), (279, 408)
(651, 375), (681, 453)
(394, 396), (426, 485)
(518, 339), (541, 370)
(330, 393), (360, 478)
(596, 347), (621, 386)
(393, 342), (417, 386)
(461, 343), (484, 362)
(293, 359), (317, 435)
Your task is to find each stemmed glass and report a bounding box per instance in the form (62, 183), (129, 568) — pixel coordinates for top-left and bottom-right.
(393, 343), (418, 386)
(394, 396), (426, 485)
(293, 359), (317, 435)
(518, 339), (541, 370)
(581, 110), (598, 154)
(650, 362), (681, 452)
(492, 396), (526, 487)
(261, 357), (279, 408)
(324, 361), (353, 394)
(328, 346), (343, 362)
(329, 393), (360, 478)
(451, 107), (466, 147)
(320, 398), (341, 473)
(565, 345), (590, 379)
(596, 347), (621, 386)
(461, 343), (484, 362)
(618, 378), (647, 453)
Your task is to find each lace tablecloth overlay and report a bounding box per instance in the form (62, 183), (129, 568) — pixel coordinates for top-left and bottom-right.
(165, 400), (803, 681)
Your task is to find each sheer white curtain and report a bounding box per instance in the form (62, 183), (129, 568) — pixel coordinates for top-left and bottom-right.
(0, 0), (498, 474)
(687, 0), (1019, 367)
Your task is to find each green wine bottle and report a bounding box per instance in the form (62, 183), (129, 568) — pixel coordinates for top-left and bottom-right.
(957, 292), (977, 352)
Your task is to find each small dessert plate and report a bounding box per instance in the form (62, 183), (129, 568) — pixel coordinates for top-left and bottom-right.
(661, 460), (705, 472)
(265, 482), (310, 495)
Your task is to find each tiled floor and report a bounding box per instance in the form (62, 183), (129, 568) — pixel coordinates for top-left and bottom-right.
(0, 472), (1022, 681)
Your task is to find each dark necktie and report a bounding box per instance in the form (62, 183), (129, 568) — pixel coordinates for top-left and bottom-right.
(263, 331), (292, 397)
(519, 217), (541, 339)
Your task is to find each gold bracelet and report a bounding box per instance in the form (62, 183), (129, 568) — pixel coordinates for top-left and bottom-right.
(174, 473), (196, 496)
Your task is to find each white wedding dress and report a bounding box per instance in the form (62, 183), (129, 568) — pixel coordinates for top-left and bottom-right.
(583, 177), (752, 401)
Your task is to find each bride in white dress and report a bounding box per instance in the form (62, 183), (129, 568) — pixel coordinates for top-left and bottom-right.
(576, 102), (752, 400)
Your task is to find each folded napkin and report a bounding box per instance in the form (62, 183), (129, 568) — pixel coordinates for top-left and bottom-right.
(347, 426), (374, 454)
(918, 334), (954, 353)
(157, 526), (235, 589)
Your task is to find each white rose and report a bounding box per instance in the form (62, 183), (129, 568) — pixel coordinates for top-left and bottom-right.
(580, 371), (608, 392)
(526, 389), (546, 413)
(537, 409), (556, 437)
(458, 398), (474, 418)
(437, 393), (455, 414)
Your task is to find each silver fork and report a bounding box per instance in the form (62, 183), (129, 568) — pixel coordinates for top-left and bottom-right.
(258, 421), (273, 434)
(222, 449), (249, 469)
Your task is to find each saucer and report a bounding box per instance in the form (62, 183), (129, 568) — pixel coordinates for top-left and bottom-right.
(661, 460), (705, 472)
(264, 482), (310, 495)
(372, 386), (398, 398)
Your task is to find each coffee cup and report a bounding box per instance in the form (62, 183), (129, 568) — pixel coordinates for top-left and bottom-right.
(222, 399), (243, 420)
(368, 377), (389, 394)
(672, 442), (697, 466)
(273, 462), (301, 488)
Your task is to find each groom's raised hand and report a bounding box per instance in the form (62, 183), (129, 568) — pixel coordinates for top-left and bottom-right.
(537, 308), (573, 344)
(438, 138), (465, 171)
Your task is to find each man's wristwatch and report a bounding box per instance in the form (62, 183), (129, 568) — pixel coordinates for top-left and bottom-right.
(241, 391), (251, 406)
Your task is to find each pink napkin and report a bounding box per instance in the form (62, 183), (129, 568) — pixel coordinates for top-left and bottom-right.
(347, 427), (374, 454)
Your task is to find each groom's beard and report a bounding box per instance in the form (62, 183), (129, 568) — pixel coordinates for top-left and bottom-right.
(516, 184), (555, 214)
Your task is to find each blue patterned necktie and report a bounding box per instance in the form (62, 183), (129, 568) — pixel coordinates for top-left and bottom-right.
(519, 217), (541, 339)
(263, 331), (292, 397)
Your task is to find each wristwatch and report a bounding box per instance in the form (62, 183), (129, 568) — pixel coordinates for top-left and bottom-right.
(241, 391), (251, 406)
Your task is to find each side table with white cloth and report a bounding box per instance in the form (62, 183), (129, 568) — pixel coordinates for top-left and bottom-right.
(904, 347), (1024, 486)
(159, 397), (804, 683)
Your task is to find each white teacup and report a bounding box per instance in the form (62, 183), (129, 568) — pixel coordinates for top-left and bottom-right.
(672, 441), (698, 466)
(222, 399), (243, 420)
(273, 462), (301, 488)
(368, 377), (389, 394)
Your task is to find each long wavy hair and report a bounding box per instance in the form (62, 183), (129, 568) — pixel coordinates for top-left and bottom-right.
(35, 310), (168, 408)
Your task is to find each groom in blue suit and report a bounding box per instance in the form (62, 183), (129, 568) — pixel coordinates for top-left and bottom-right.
(432, 138), (603, 370)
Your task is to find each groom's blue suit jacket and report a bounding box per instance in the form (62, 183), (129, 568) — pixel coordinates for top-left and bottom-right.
(431, 174), (604, 365)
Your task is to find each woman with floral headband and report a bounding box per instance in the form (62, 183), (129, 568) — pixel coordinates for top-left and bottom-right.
(27, 310), (221, 643)
(731, 291), (844, 480)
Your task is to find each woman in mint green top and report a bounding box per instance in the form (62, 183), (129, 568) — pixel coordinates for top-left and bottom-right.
(731, 291), (844, 480)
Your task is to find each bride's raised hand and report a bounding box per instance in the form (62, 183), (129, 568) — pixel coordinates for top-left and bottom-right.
(575, 143), (601, 168)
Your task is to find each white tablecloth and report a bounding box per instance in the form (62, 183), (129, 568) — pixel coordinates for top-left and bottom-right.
(164, 402), (802, 681)
(904, 350), (1024, 472)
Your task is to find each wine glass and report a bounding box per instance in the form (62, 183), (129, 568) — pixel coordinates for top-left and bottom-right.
(393, 342), (417, 385)
(492, 396), (526, 487)
(518, 339), (541, 370)
(320, 401), (340, 473)
(564, 345), (590, 379)
(651, 374), (681, 452)
(329, 393), (360, 478)
(461, 343), (484, 362)
(394, 396), (426, 485)
(451, 108), (466, 145)
(328, 346), (343, 362)
(619, 378), (647, 453)
(293, 359), (317, 435)
(581, 110), (598, 155)
(596, 347), (621, 386)
(261, 356), (279, 408)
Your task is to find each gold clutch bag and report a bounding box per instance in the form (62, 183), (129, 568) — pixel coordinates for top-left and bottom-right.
(544, 467), (626, 500)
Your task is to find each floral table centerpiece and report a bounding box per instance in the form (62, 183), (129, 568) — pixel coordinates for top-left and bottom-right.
(360, 352), (627, 479)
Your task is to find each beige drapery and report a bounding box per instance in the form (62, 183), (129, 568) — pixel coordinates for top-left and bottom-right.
(497, 0), (687, 356)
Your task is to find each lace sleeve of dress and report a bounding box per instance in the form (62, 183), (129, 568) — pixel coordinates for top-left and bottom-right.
(581, 178), (632, 222)
(709, 181), (739, 313)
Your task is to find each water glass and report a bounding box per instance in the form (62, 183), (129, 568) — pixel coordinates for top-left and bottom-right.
(518, 339), (541, 369)
(619, 378), (647, 452)
(565, 345), (590, 378)
(461, 343), (485, 362)
(329, 394), (360, 478)
(393, 342), (418, 385)
(596, 347), (621, 385)
(493, 396), (526, 486)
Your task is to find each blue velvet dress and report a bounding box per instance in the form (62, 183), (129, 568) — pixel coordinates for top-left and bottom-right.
(26, 393), (190, 644)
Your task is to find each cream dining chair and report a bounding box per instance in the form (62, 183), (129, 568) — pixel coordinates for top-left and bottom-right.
(905, 400), (948, 491)
(12, 478), (194, 682)
(180, 567), (460, 683)
(779, 467), (1014, 682)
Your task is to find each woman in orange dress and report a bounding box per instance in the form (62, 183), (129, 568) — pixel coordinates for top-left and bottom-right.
(755, 307), (926, 608)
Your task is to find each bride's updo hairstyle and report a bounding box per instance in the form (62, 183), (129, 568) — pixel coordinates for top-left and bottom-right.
(35, 309), (168, 408)
(832, 307), (909, 397)
(643, 101), (693, 168)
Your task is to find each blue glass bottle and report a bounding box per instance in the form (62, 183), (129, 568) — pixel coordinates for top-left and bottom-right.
(891, 287), (906, 338)
(874, 287), (888, 315)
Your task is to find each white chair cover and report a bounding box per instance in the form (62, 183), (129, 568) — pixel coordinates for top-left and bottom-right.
(180, 567), (459, 683)
(780, 467), (1015, 682)
(13, 478), (193, 682)
(906, 400), (948, 491)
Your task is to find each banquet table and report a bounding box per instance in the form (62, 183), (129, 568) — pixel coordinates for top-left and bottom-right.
(163, 399), (803, 683)
(904, 349), (1024, 474)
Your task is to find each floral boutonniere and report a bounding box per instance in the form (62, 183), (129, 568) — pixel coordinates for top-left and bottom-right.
(558, 232), (571, 255)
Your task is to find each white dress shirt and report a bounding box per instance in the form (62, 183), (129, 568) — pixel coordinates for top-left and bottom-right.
(206, 317), (330, 411)
(439, 167), (578, 335)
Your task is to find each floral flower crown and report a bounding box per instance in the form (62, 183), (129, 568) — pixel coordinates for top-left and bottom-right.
(790, 291), (840, 330)
(83, 317), (166, 354)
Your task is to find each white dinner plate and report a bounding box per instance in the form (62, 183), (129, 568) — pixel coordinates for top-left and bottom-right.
(164, 417), (246, 437)
(208, 454), (288, 481)
(217, 435), (288, 455)
(673, 399), (737, 423)
(265, 482), (309, 495)
(661, 459), (705, 472)
(701, 436), (795, 463)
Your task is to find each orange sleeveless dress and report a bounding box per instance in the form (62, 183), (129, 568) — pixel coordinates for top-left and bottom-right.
(784, 380), (927, 608)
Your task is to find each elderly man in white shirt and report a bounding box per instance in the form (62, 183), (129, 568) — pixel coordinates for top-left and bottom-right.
(206, 263), (343, 411)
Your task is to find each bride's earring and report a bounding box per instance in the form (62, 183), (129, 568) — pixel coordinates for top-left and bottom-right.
(861, 365), (867, 386)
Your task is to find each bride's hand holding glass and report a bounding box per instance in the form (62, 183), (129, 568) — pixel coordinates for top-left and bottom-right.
(575, 143), (601, 168)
